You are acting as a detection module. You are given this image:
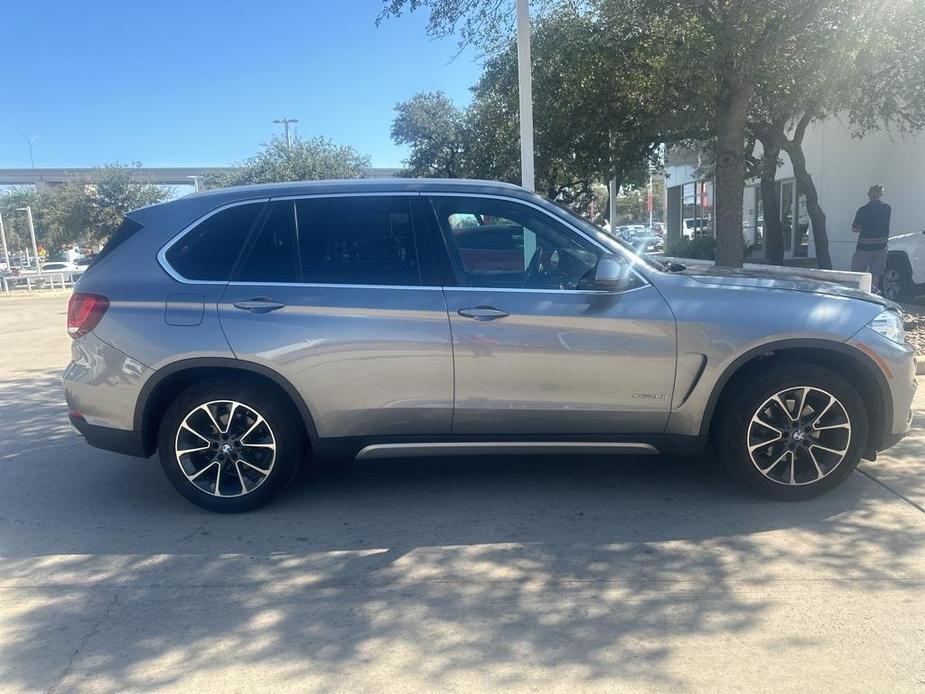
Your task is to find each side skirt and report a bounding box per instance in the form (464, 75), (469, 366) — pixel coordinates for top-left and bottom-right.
(310, 434), (708, 463)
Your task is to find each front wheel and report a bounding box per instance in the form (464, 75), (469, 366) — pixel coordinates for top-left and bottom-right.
(716, 363), (868, 499)
(158, 379), (305, 512)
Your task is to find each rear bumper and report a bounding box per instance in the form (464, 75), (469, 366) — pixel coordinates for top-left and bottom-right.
(69, 413), (152, 458)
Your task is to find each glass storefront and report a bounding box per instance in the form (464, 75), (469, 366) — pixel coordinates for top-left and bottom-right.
(668, 177), (811, 261)
(681, 181), (713, 239)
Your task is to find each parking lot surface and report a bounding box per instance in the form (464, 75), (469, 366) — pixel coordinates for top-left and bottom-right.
(1, 294), (924, 693)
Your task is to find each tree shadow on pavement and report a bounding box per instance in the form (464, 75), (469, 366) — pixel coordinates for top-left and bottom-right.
(1, 371), (924, 691)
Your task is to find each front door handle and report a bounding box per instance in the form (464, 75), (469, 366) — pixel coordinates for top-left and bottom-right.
(233, 298), (286, 314)
(458, 306), (509, 321)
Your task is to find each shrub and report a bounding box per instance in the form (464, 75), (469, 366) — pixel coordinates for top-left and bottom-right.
(664, 236), (716, 260)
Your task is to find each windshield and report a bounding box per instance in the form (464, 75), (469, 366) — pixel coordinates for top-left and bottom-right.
(543, 199), (667, 272)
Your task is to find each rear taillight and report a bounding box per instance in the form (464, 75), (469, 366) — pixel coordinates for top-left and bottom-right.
(67, 292), (109, 338)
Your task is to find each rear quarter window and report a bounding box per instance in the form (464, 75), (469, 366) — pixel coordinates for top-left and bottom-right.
(165, 202), (264, 281)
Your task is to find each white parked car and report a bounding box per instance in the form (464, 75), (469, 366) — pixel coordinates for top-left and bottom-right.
(40, 261), (84, 274)
(883, 228), (925, 301)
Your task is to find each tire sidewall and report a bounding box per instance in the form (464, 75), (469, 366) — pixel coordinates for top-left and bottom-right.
(884, 259), (911, 302)
(718, 363), (869, 500)
(157, 379), (304, 512)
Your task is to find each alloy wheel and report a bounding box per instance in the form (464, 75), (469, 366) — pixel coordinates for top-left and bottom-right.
(174, 400), (277, 497)
(747, 386), (851, 486)
(881, 268), (901, 301)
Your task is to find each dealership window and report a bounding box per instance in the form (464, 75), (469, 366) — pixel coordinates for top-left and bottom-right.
(681, 181), (713, 239)
(743, 185), (762, 258)
(795, 188), (810, 258)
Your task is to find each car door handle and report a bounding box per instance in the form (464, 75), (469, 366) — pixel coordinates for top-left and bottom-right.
(233, 298), (286, 314)
(458, 306), (509, 321)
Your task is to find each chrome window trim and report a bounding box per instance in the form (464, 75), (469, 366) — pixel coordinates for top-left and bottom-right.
(157, 198), (270, 285)
(157, 188), (649, 293)
(424, 191), (651, 291)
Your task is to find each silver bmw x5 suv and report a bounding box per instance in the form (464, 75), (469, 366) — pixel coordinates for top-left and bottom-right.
(63, 179), (916, 512)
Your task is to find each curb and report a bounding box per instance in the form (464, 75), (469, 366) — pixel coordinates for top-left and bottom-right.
(917, 356), (925, 376)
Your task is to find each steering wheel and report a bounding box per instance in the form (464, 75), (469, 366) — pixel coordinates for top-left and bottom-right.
(523, 246), (545, 288)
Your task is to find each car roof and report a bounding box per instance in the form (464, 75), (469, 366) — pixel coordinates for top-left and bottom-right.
(128, 178), (540, 230)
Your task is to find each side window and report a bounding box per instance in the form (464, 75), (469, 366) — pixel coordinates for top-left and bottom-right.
(236, 202), (299, 283)
(296, 196), (420, 286)
(165, 203), (263, 281)
(430, 197), (606, 290)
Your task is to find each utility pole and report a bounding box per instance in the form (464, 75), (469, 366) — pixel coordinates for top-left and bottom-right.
(16, 207), (40, 271)
(273, 118), (299, 148)
(515, 0), (535, 192)
(0, 211), (10, 271)
(21, 134), (38, 168)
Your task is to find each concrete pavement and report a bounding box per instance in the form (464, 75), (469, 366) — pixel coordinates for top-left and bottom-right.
(0, 294), (923, 692)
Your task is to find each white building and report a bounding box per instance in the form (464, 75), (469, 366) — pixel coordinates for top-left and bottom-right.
(664, 117), (925, 269)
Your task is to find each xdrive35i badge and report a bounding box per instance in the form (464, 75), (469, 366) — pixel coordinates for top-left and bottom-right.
(633, 393), (669, 400)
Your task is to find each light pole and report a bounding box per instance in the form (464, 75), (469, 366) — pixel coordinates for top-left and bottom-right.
(21, 134), (38, 169)
(515, 0), (535, 192)
(16, 207), (40, 271)
(273, 118), (299, 148)
(0, 211), (10, 271)
(187, 175), (202, 192)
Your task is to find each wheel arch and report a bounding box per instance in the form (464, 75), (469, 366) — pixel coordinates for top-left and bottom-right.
(702, 339), (891, 458)
(887, 249), (912, 275)
(135, 358), (319, 456)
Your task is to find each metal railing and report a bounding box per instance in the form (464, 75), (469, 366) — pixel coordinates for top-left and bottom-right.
(0, 272), (79, 294)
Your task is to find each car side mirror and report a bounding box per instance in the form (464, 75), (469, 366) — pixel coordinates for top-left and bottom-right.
(594, 256), (630, 290)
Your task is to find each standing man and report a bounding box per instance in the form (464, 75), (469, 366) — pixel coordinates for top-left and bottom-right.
(851, 184), (891, 291)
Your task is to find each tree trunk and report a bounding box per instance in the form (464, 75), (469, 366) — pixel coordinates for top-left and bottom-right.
(713, 82), (750, 267)
(759, 139), (785, 264)
(783, 130), (832, 269)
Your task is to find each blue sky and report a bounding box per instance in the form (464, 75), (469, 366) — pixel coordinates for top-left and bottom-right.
(0, 0), (481, 169)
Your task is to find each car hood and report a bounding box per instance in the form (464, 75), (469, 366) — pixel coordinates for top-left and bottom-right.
(681, 265), (897, 309)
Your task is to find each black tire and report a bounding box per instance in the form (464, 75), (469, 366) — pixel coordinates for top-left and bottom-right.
(715, 362), (868, 500)
(158, 378), (306, 512)
(882, 256), (912, 302)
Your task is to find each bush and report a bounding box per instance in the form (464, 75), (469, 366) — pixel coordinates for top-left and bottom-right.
(664, 236), (716, 260)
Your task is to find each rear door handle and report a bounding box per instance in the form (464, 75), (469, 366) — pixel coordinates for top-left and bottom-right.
(233, 298), (286, 314)
(458, 306), (509, 321)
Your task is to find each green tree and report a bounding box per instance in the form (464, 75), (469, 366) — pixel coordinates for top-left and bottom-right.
(0, 164), (169, 253)
(391, 91), (467, 177)
(746, 0), (925, 269)
(209, 136), (371, 188)
(381, 0), (848, 267)
(390, 6), (696, 215)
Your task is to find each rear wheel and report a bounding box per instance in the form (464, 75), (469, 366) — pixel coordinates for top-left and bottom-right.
(716, 363), (868, 499)
(158, 379), (305, 512)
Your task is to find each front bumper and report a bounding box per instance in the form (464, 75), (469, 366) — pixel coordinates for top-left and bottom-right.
(849, 325), (917, 453)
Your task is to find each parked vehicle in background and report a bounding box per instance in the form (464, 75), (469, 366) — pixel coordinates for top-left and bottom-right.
(882, 226), (925, 301)
(618, 225), (663, 253)
(40, 261), (84, 274)
(64, 179), (915, 512)
(682, 218), (713, 239)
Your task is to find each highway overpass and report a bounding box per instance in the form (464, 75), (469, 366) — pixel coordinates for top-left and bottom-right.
(0, 166), (401, 186)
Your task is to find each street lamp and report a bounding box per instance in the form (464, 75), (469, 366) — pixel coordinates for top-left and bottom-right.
(15, 207), (40, 271)
(273, 118), (299, 149)
(187, 175), (202, 192)
(21, 134), (39, 169)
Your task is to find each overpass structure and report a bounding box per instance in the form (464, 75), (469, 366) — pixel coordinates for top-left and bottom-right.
(0, 166), (401, 186)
